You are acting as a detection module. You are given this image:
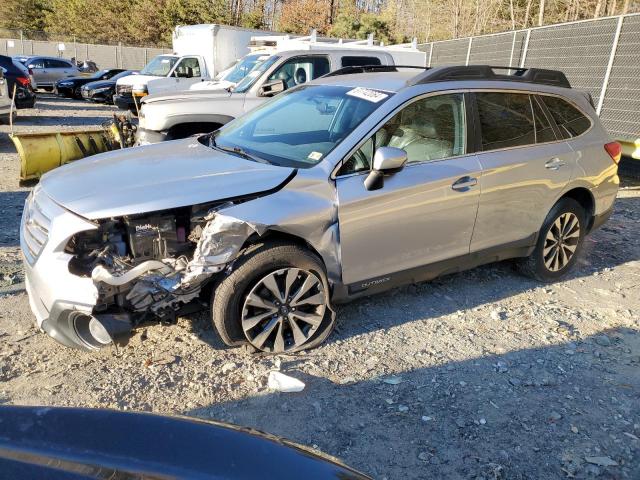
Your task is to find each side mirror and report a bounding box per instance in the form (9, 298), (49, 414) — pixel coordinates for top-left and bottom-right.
(364, 146), (408, 191)
(258, 79), (286, 97)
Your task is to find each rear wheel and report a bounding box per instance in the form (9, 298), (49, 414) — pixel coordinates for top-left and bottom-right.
(211, 242), (335, 353)
(518, 198), (586, 282)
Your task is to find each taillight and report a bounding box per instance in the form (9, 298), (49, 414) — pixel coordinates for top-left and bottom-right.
(16, 76), (30, 87)
(604, 141), (622, 165)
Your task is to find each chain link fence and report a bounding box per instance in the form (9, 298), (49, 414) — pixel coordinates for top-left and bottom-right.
(0, 28), (172, 70)
(419, 13), (640, 144)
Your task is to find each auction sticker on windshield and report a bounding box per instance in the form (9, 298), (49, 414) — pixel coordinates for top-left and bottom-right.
(346, 87), (389, 103)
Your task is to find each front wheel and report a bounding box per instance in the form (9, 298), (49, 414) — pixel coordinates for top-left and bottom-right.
(211, 242), (336, 353)
(518, 198), (586, 282)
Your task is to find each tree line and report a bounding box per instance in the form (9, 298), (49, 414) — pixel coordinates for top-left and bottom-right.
(2, 0), (638, 47)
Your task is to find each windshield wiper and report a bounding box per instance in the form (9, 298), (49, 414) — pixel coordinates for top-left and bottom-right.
(214, 142), (269, 164)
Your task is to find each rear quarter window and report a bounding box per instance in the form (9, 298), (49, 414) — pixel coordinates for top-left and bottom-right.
(341, 56), (383, 67)
(541, 96), (591, 139)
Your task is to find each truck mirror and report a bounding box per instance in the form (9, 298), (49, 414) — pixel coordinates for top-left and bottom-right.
(258, 79), (286, 97)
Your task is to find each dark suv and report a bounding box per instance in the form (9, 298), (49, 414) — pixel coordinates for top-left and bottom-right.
(0, 55), (36, 109)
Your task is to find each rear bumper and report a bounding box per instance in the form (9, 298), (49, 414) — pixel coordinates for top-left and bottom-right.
(15, 96), (36, 109)
(12, 86), (36, 109)
(590, 204), (614, 233)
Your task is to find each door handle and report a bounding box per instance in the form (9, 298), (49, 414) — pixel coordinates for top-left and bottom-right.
(451, 176), (478, 191)
(545, 157), (566, 170)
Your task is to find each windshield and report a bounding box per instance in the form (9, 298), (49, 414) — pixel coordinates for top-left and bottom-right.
(210, 84), (392, 168)
(233, 55), (280, 93)
(91, 69), (111, 79)
(140, 56), (178, 76)
(222, 54), (270, 84)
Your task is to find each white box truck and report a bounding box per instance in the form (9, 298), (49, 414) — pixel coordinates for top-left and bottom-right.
(114, 24), (280, 112)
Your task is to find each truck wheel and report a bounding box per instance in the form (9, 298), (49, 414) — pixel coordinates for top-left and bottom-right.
(211, 242), (336, 353)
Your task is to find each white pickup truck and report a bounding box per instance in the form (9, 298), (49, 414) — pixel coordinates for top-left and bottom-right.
(114, 24), (279, 113)
(136, 42), (426, 144)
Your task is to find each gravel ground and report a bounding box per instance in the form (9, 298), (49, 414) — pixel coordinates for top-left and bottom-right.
(1, 96), (639, 480)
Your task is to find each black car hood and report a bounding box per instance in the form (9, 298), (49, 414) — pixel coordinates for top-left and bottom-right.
(83, 79), (115, 89)
(0, 406), (370, 480)
(57, 76), (96, 84)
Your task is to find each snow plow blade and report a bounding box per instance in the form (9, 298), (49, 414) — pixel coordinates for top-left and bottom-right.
(10, 115), (136, 184)
(11, 129), (115, 183)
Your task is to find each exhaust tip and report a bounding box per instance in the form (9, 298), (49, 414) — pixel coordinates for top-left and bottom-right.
(71, 312), (132, 350)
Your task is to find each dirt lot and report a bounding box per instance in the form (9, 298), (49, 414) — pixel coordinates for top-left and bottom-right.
(1, 96), (639, 479)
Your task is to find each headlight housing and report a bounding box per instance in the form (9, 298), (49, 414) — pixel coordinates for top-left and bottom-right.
(58, 82), (73, 87)
(92, 86), (110, 93)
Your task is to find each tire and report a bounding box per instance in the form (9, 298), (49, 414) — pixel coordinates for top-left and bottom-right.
(211, 242), (336, 353)
(518, 197), (586, 282)
(74, 87), (82, 99)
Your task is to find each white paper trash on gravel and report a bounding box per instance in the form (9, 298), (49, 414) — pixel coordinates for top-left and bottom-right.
(268, 371), (305, 393)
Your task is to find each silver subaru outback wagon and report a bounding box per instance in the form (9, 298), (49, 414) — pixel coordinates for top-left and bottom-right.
(21, 65), (621, 353)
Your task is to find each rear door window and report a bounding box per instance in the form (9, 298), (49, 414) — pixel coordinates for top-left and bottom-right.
(45, 59), (71, 69)
(541, 96), (591, 139)
(341, 56), (382, 67)
(476, 92), (535, 150)
(531, 96), (557, 143)
(29, 58), (45, 69)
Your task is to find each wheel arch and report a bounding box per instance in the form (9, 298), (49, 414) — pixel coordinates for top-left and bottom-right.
(236, 229), (340, 303)
(240, 230), (327, 270)
(165, 121), (226, 140)
(559, 187), (596, 231)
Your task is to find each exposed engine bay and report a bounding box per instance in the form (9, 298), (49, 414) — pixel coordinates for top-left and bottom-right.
(65, 202), (259, 344)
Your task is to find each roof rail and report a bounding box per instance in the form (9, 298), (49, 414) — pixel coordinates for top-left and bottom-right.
(322, 65), (428, 78)
(409, 65), (571, 88)
(323, 64), (571, 89)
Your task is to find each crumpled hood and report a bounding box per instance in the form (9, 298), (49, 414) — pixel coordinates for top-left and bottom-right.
(40, 137), (295, 220)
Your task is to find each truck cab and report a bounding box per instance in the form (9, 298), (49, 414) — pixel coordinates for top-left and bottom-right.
(114, 54), (182, 112)
(114, 24), (280, 113)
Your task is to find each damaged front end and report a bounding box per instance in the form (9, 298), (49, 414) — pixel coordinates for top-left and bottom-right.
(65, 203), (257, 349)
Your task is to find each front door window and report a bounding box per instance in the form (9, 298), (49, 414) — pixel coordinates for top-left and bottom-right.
(339, 93), (466, 176)
(173, 57), (201, 78)
(266, 56), (330, 89)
